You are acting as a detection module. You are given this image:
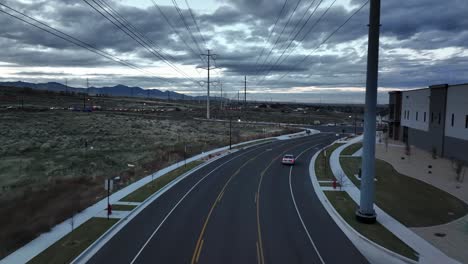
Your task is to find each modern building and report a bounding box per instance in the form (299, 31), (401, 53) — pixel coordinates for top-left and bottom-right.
(388, 83), (468, 162)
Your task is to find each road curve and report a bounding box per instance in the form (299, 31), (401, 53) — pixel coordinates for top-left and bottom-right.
(86, 134), (368, 264)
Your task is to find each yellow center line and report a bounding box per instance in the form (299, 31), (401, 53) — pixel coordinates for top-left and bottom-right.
(190, 151), (264, 264)
(195, 239), (204, 263)
(256, 242), (261, 264)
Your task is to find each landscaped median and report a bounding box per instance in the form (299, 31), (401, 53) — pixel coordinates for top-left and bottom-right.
(313, 142), (419, 262)
(121, 160), (204, 202)
(324, 191), (418, 261)
(339, 153), (468, 227)
(28, 218), (118, 264)
(315, 143), (344, 181)
(9, 129), (313, 264)
(27, 159), (205, 264)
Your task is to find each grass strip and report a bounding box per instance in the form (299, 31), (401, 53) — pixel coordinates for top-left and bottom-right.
(325, 191), (418, 261)
(109, 204), (136, 211)
(314, 143), (344, 180)
(341, 143), (362, 156)
(28, 218), (118, 264)
(340, 157), (468, 227)
(121, 160), (204, 202)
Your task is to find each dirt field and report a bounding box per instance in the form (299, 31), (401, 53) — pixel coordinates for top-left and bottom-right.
(0, 86), (354, 258)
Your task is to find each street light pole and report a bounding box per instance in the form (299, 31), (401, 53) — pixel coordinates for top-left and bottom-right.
(356, 0), (381, 224)
(107, 178), (111, 220)
(229, 117), (232, 150)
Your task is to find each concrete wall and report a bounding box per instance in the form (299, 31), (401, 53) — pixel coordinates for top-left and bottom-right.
(407, 127), (434, 153)
(428, 86), (448, 156)
(394, 84), (467, 162)
(401, 89), (430, 131)
(445, 84), (468, 141)
(444, 136), (468, 162)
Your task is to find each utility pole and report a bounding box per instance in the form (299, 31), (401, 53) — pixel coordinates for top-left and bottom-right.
(83, 79), (88, 111)
(220, 82), (223, 111)
(201, 49), (217, 119)
(65, 78), (68, 94)
(244, 76), (247, 108)
(356, 0), (380, 224)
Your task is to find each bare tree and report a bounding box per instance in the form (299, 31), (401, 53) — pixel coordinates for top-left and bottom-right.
(453, 160), (467, 183)
(336, 171), (348, 191)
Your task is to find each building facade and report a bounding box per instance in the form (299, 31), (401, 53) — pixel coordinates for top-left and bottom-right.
(388, 83), (468, 162)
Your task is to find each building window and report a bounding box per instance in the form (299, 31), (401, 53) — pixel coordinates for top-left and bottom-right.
(416, 112), (419, 121)
(424, 112), (427, 122)
(408, 111), (410, 120)
(465, 115), (468, 128)
(431, 112), (434, 123)
(438, 112), (441, 124)
(451, 114), (455, 127)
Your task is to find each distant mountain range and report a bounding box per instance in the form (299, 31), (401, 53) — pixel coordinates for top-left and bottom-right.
(0, 81), (197, 100)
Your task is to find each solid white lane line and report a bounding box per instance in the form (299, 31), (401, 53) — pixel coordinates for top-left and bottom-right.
(129, 146), (264, 264)
(289, 145), (326, 264)
(131, 136), (328, 263)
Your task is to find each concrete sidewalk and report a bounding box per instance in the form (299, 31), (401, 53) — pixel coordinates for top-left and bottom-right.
(376, 139), (468, 263)
(330, 136), (459, 264)
(1, 129), (317, 264)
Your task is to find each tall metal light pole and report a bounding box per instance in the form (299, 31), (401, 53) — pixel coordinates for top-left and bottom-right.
(207, 50), (210, 119)
(356, 0), (380, 224)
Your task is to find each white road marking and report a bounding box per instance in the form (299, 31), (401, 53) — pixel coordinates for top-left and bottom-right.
(129, 145), (267, 264)
(130, 137), (330, 263)
(289, 145), (326, 264)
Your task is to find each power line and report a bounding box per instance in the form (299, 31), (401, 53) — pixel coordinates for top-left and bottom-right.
(171, 0), (205, 55)
(183, 0), (208, 48)
(255, 0), (304, 77)
(150, 0), (206, 65)
(82, 0), (198, 83)
(277, 0), (338, 68)
(96, 0), (177, 62)
(258, 0), (337, 85)
(276, 0), (370, 82)
(252, 0), (290, 72)
(0, 2), (171, 84)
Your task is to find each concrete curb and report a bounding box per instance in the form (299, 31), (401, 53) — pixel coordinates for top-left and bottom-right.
(71, 152), (228, 264)
(332, 137), (460, 264)
(308, 141), (418, 264)
(0, 129), (315, 264)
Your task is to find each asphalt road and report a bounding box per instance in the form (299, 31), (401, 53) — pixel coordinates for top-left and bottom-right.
(87, 134), (368, 264)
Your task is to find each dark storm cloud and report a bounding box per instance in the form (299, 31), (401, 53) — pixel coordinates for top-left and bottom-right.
(0, 0), (467, 99)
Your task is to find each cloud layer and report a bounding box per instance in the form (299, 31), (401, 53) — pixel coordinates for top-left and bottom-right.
(0, 0), (467, 103)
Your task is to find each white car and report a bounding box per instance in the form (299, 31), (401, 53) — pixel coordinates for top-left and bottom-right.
(282, 154), (295, 165)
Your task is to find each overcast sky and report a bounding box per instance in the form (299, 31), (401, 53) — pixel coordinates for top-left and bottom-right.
(0, 0), (467, 103)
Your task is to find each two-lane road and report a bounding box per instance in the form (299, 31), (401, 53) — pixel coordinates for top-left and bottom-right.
(87, 134), (368, 264)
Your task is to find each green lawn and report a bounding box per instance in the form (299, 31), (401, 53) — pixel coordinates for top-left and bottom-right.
(315, 143), (344, 180)
(28, 218), (118, 264)
(121, 160), (204, 202)
(109, 204), (137, 211)
(325, 191), (418, 261)
(341, 143), (362, 156)
(340, 157), (468, 227)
